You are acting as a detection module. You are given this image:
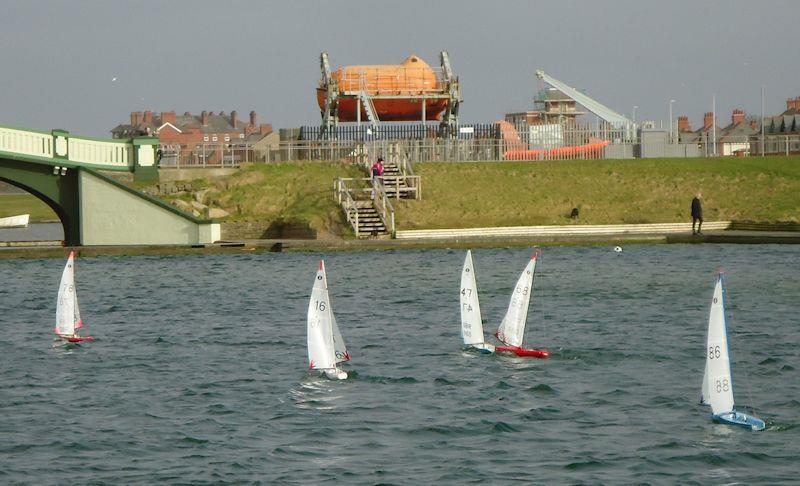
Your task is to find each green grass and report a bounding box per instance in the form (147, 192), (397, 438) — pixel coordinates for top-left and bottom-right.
(0, 194), (58, 222)
(394, 156), (800, 229)
(161, 161), (364, 237)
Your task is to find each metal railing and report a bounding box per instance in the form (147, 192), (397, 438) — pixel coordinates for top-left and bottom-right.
(333, 66), (445, 95)
(155, 134), (800, 168)
(333, 177), (395, 237)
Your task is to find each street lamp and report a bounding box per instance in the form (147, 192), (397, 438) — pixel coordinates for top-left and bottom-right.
(761, 85), (765, 156)
(669, 99), (676, 143)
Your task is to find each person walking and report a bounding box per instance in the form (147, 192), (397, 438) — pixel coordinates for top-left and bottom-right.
(691, 192), (703, 235)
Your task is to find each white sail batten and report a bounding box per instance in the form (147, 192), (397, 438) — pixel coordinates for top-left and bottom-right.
(460, 251), (485, 346)
(55, 252), (78, 336)
(703, 275), (735, 415)
(307, 261), (337, 371)
(496, 255), (537, 347)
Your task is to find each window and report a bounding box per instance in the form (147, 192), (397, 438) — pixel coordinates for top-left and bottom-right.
(212, 136), (218, 142)
(224, 135), (230, 142)
(239, 134), (245, 139)
(203, 136), (209, 142)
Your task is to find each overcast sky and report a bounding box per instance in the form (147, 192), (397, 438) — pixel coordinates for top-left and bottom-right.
(1, 0), (798, 137)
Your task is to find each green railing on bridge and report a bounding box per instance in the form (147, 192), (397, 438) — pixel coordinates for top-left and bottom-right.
(0, 124), (158, 181)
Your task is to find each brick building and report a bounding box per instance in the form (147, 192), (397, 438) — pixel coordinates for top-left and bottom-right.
(111, 110), (273, 165)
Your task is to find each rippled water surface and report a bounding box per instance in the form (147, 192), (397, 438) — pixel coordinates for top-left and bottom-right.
(1, 245), (798, 483)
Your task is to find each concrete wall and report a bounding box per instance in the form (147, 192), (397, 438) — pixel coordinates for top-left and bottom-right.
(639, 129), (701, 158)
(79, 170), (219, 245)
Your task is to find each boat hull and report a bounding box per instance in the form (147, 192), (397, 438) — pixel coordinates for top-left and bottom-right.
(0, 214), (30, 228)
(496, 345), (549, 358)
(712, 411), (765, 431)
(467, 343), (496, 354)
(56, 335), (94, 343)
(317, 89), (448, 122)
(323, 368), (348, 380)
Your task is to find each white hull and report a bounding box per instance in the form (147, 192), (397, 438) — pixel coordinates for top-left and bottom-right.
(0, 214), (29, 228)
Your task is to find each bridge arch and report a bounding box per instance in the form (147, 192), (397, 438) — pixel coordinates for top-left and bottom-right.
(0, 156), (79, 244)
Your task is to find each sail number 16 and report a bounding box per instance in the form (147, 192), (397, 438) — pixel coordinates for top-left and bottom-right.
(315, 300), (326, 311)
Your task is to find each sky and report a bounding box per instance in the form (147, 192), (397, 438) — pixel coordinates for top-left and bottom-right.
(1, 0), (798, 137)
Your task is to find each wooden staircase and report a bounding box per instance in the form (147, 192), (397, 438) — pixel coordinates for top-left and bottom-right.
(334, 178), (393, 238)
(352, 199), (388, 236)
(380, 159), (411, 199)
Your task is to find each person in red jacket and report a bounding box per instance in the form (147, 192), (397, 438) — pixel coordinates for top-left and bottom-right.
(371, 157), (384, 182)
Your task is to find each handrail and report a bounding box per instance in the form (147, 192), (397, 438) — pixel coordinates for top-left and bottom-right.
(334, 178), (361, 237)
(334, 176), (395, 237)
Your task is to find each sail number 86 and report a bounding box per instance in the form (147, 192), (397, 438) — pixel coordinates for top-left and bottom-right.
(708, 345), (721, 359)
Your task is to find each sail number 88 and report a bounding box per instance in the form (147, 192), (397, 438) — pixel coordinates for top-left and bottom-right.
(708, 345), (721, 359)
(715, 378), (730, 393)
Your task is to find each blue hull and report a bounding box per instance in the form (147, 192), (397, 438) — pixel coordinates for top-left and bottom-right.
(713, 411), (765, 431)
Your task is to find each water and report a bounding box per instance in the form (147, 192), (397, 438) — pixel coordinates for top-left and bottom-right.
(0, 222), (63, 242)
(1, 245), (798, 483)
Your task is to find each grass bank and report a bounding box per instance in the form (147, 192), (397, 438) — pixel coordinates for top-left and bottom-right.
(0, 194), (57, 221)
(160, 161), (363, 238)
(394, 156), (800, 229)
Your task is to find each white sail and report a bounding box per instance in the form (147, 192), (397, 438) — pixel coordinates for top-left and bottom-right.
(702, 274), (735, 415)
(496, 253), (537, 347)
(460, 251), (485, 346)
(331, 312), (350, 364)
(307, 260), (338, 371)
(55, 252), (79, 336)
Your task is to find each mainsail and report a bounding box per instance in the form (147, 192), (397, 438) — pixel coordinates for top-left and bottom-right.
(307, 260), (340, 371)
(701, 274), (735, 415)
(460, 250), (485, 346)
(55, 252), (81, 336)
(496, 253), (537, 347)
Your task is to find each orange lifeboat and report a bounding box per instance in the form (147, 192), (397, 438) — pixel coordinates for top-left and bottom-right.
(317, 55), (450, 122)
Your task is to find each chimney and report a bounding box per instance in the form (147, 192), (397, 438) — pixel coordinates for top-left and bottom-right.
(231, 110), (238, 129)
(249, 110), (257, 126)
(259, 123), (273, 135)
(787, 98), (797, 111)
(703, 112), (714, 129)
(677, 115), (691, 132)
(732, 109), (745, 125)
(201, 110), (209, 126)
(143, 110), (153, 124)
(749, 119), (758, 130)
(161, 111), (176, 124)
(131, 111), (144, 126)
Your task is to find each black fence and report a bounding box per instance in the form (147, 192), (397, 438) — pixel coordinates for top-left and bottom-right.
(298, 123), (500, 141)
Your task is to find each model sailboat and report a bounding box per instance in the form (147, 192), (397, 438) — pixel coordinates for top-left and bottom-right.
(700, 271), (764, 430)
(494, 250), (549, 358)
(460, 251), (495, 354)
(307, 260), (350, 380)
(54, 251), (94, 343)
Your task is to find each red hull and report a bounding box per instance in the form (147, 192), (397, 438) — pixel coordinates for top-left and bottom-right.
(496, 345), (549, 358)
(61, 336), (94, 343)
(316, 89), (448, 122)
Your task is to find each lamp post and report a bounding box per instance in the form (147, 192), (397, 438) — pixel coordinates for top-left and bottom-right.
(669, 99), (676, 143)
(761, 85), (765, 157)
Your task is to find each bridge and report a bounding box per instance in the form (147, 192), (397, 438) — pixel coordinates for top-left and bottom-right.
(0, 124), (219, 246)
